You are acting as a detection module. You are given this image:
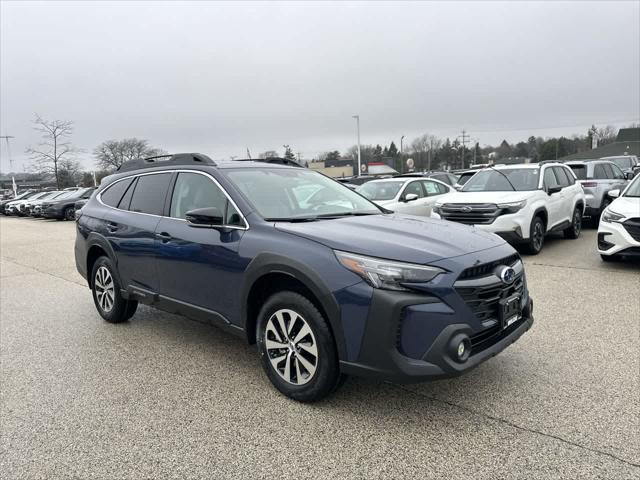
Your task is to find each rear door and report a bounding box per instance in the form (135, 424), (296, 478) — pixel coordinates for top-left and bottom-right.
(101, 172), (173, 293)
(154, 171), (247, 324)
(608, 163), (628, 192)
(420, 179), (451, 215)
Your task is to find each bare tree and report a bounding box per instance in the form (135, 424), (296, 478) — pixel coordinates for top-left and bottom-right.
(93, 138), (166, 171)
(26, 114), (78, 189)
(596, 125), (618, 146)
(57, 157), (83, 188)
(410, 134), (442, 170)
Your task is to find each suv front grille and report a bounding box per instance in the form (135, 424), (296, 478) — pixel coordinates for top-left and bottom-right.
(457, 253), (520, 280)
(439, 203), (499, 224)
(623, 218), (640, 242)
(455, 274), (524, 323)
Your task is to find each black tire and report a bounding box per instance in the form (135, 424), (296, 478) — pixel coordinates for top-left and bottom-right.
(90, 256), (138, 323)
(564, 207), (582, 239)
(64, 206), (75, 221)
(256, 291), (343, 402)
(525, 216), (545, 255)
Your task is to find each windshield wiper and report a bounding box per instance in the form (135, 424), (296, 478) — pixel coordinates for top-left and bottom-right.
(265, 212), (379, 222)
(487, 166), (517, 191)
(315, 211), (379, 218)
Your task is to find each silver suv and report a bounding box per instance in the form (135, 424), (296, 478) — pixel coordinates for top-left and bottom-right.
(565, 160), (628, 218)
(600, 155), (639, 179)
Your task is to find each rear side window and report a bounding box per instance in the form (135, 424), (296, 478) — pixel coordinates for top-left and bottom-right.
(593, 164), (608, 179)
(129, 173), (172, 216)
(100, 178), (134, 207)
(422, 180), (448, 195)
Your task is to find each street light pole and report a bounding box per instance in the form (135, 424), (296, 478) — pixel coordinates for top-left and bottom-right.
(352, 115), (361, 177)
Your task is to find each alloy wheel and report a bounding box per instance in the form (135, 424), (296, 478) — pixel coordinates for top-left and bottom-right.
(65, 207), (75, 220)
(264, 309), (318, 386)
(533, 222), (544, 251)
(573, 209), (581, 236)
(94, 266), (115, 313)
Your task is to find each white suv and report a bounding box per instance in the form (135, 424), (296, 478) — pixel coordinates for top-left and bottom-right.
(431, 163), (585, 254)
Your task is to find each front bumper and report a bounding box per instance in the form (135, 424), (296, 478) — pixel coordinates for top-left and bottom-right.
(432, 211), (530, 241)
(42, 206), (65, 219)
(598, 219), (640, 256)
(338, 251), (533, 383)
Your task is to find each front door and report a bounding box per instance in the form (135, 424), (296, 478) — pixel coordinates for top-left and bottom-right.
(154, 171), (247, 325)
(543, 167), (564, 228)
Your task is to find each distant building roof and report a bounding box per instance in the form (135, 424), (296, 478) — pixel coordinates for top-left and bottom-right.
(560, 128), (639, 161)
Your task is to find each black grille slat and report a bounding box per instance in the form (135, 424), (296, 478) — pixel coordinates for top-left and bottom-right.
(623, 218), (640, 242)
(457, 277), (524, 322)
(458, 254), (520, 280)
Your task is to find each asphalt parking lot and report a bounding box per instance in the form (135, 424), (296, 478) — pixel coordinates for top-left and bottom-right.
(1, 216), (638, 479)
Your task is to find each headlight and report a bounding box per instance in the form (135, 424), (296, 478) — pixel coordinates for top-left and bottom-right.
(335, 250), (445, 291)
(601, 208), (625, 223)
(497, 200), (527, 213)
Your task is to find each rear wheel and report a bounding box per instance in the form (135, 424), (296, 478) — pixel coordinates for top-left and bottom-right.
(564, 207), (582, 239)
(256, 291), (343, 402)
(91, 256), (138, 323)
(526, 216), (545, 254)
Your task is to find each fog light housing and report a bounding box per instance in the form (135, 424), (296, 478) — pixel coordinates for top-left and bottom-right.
(449, 334), (471, 363)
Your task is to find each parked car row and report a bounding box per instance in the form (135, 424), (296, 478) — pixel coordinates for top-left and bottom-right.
(1, 187), (96, 220)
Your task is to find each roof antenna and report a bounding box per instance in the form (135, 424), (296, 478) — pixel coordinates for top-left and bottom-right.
(246, 148), (252, 160)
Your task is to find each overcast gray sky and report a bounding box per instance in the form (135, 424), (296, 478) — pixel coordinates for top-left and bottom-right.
(1, 0), (639, 171)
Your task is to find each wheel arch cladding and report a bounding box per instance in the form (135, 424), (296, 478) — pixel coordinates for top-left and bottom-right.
(85, 234), (118, 288)
(242, 254), (346, 359)
(533, 207), (548, 228)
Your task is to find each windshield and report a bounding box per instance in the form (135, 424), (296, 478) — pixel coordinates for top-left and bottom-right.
(28, 192), (50, 201)
(462, 168), (539, 192)
(356, 181), (404, 201)
(568, 164), (586, 180)
(610, 157), (632, 170)
(623, 175), (640, 197)
(226, 168), (380, 220)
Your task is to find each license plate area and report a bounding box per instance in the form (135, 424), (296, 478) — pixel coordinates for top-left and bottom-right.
(499, 294), (521, 329)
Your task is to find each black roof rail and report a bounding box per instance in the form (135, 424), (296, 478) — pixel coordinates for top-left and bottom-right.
(233, 157), (304, 168)
(116, 153), (216, 172)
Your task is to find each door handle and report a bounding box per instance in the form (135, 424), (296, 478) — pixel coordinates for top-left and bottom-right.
(156, 232), (172, 243)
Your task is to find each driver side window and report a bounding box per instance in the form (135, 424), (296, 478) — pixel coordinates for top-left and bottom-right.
(543, 168), (559, 189)
(402, 181), (424, 199)
(170, 172), (242, 226)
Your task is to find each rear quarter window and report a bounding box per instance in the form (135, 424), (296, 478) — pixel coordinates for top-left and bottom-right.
(568, 165), (586, 180)
(100, 178), (134, 207)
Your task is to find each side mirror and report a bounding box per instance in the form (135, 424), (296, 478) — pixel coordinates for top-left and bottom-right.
(404, 193), (419, 203)
(626, 172), (634, 180)
(186, 207), (224, 227)
(547, 186), (562, 195)
(608, 189), (620, 199)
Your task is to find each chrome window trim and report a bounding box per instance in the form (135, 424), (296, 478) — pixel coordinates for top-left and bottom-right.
(96, 169), (250, 230)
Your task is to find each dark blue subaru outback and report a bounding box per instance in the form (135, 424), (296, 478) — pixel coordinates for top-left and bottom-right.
(75, 153), (533, 401)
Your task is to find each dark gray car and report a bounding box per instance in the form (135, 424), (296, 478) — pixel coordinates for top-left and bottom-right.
(565, 160), (628, 217)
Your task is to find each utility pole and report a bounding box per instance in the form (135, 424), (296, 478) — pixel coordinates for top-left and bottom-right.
(0, 135), (15, 171)
(352, 115), (361, 177)
(246, 148), (252, 160)
(457, 130), (470, 169)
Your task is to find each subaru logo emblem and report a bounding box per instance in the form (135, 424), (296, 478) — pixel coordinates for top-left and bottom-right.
(461, 206), (472, 213)
(497, 266), (516, 285)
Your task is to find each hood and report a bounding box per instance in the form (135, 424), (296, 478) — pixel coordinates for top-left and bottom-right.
(275, 213), (506, 264)
(374, 199), (397, 207)
(437, 191), (533, 205)
(609, 196), (640, 218)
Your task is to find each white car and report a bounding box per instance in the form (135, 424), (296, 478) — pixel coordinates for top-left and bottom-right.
(431, 163), (586, 254)
(598, 173), (640, 261)
(356, 176), (452, 216)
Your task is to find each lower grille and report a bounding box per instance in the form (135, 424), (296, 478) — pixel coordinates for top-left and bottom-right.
(439, 203), (499, 225)
(469, 317), (524, 355)
(623, 218), (640, 242)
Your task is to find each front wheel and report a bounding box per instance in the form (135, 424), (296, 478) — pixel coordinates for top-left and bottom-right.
(564, 207), (582, 239)
(525, 216), (545, 254)
(256, 291), (343, 402)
